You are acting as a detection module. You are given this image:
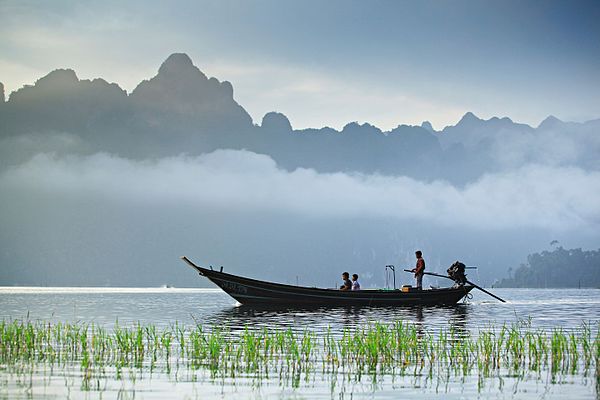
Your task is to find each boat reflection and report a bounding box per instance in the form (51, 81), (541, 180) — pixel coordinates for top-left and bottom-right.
(200, 302), (472, 335)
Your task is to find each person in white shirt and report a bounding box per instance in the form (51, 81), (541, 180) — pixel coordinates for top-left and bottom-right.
(351, 274), (361, 290)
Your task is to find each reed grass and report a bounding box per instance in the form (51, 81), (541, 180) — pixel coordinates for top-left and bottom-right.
(0, 319), (597, 389)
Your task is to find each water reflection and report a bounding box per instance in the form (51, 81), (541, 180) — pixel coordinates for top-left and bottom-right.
(1, 288), (598, 332)
(449, 304), (469, 335)
(202, 303), (474, 336)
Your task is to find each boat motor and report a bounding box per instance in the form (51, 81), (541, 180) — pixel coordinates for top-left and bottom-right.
(447, 261), (467, 286)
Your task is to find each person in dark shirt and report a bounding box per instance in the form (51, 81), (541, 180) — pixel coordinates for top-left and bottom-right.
(340, 272), (352, 291)
(411, 250), (426, 289)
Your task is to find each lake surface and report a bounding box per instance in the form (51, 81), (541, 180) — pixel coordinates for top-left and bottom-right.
(1, 287), (598, 399)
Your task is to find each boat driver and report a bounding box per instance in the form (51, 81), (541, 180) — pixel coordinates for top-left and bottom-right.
(411, 250), (426, 290)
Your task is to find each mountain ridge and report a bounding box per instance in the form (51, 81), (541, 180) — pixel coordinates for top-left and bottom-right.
(1, 53), (590, 132)
(1, 53), (599, 182)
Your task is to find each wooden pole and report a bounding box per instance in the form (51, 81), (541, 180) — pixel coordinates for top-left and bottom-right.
(403, 269), (506, 303)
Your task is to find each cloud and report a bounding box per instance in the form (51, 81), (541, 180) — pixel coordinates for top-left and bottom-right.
(1, 150), (598, 231)
(490, 124), (600, 169)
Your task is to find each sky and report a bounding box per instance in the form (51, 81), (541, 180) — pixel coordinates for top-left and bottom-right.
(1, 0), (599, 130)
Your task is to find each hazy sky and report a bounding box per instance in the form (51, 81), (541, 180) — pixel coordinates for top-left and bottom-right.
(1, 0), (599, 129)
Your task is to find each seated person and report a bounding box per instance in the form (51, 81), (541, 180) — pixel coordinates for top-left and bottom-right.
(340, 272), (352, 291)
(352, 274), (361, 290)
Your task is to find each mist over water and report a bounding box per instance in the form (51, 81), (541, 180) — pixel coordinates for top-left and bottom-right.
(0, 150), (598, 287)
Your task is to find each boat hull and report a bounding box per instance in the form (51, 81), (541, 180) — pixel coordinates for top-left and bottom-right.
(181, 257), (474, 306)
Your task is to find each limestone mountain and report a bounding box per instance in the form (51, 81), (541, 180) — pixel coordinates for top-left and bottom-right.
(1, 53), (599, 182)
(2, 69), (128, 136)
(0, 53), (255, 159)
(130, 53), (252, 133)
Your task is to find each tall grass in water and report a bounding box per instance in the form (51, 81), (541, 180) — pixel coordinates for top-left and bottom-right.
(0, 319), (597, 390)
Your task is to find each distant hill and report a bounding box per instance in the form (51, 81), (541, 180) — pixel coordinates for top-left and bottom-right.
(496, 247), (600, 288)
(1, 52), (599, 183)
(0, 53), (254, 160)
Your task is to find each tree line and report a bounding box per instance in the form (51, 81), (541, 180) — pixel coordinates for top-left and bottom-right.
(497, 247), (600, 288)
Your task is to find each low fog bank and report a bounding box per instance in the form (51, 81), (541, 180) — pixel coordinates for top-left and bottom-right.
(1, 150), (598, 288)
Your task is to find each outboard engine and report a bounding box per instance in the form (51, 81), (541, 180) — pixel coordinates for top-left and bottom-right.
(447, 261), (467, 286)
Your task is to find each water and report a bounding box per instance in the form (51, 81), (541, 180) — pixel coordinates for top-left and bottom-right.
(2, 287), (599, 331)
(1, 287), (599, 399)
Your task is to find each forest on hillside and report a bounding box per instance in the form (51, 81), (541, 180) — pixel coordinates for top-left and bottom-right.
(497, 247), (600, 288)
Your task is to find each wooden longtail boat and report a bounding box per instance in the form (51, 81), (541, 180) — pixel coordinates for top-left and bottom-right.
(181, 257), (474, 306)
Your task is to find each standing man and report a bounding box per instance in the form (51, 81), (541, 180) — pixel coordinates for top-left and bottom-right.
(411, 250), (425, 289)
